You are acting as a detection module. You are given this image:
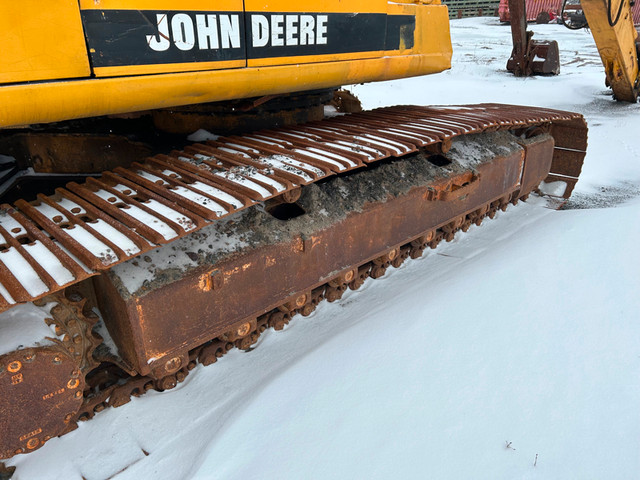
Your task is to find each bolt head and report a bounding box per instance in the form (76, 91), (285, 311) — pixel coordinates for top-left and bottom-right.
(295, 294), (307, 307)
(236, 322), (251, 337)
(8, 361), (21, 373)
(164, 356), (182, 373)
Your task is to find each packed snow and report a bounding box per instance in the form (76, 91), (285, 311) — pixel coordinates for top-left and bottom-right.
(6, 18), (640, 480)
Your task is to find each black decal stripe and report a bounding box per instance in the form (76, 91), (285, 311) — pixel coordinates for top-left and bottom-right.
(80, 10), (415, 69)
(81, 10), (246, 68)
(245, 13), (388, 59)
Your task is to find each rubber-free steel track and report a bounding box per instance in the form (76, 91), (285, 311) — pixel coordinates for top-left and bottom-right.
(0, 104), (586, 310)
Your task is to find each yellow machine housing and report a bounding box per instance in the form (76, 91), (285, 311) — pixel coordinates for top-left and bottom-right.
(580, 0), (639, 102)
(0, 0), (452, 128)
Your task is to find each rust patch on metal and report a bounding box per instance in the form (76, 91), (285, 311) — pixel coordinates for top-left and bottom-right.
(94, 131), (562, 370)
(7, 362), (21, 373)
(198, 273), (213, 292)
(0, 105), (586, 311)
(0, 347), (85, 459)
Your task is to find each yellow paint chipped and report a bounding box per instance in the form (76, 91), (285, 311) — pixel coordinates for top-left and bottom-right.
(198, 273), (213, 292)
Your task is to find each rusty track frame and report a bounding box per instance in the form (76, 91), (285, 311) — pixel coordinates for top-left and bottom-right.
(0, 104), (588, 460)
(0, 104), (586, 312)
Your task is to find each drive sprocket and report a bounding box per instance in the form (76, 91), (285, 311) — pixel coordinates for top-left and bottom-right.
(0, 292), (102, 458)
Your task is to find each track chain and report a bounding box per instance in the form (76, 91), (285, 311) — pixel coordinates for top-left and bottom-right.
(0, 104), (586, 313)
(67, 188), (529, 429)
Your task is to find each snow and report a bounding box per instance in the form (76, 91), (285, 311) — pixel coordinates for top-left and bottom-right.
(239, 170), (286, 193)
(86, 220), (142, 257)
(91, 188), (181, 240)
(214, 171), (272, 198)
(0, 249), (48, 297)
(179, 180), (244, 209)
(111, 212), (250, 295)
(0, 154), (16, 166)
(139, 199), (197, 232)
(61, 225), (117, 266)
(168, 185), (229, 217)
(0, 303), (60, 355)
(257, 155), (318, 182)
(6, 18), (640, 480)
(21, 242), (74, 286)
(187, 129), (220, 142)
(294, 149), (350, 169)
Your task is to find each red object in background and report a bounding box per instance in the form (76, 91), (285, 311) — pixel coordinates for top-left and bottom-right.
(498, 0), (640, 24)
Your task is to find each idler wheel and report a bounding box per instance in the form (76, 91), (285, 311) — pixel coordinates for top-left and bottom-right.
(0, 346), (84, 458)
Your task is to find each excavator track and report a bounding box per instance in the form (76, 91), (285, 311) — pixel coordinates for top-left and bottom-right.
(0, 104), (587, 460)
(0, 104), (586, 311)
(59, 188), (545, 431)
(0, 292), (102, 458)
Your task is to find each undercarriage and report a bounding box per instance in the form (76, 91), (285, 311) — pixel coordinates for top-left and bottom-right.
(0, 104), (587, 459)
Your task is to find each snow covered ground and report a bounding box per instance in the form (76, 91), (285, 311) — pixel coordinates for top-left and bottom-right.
(7, 17), (640, 480)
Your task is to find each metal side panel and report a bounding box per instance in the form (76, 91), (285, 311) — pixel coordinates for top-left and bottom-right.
(94, 132), (556, 376)
(0, 1), (91, 85)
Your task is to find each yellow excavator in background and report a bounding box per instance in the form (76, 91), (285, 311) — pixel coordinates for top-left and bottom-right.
(507, 0), (640, 103)
(0, 0), (595, 464)
(580, 0), (640, 101)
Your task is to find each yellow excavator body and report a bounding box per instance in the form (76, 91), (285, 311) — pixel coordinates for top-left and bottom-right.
(580, 0), (639, 102)
(0, 0), (452, 127)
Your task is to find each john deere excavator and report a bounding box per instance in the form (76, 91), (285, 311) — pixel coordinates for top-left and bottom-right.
(0, 0), (591, 462)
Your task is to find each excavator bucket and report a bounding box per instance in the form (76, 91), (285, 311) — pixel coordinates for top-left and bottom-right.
(507, 39), (561, 75)
(507, 0), (561, 75)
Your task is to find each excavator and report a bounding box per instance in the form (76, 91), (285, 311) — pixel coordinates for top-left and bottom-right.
(505, 0), (640, 99)
(0, 0), (605, 463)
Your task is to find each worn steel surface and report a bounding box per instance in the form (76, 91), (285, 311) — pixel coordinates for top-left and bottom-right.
(95, 132), (558, 376)
(0, 292), (101, 459)
(0, 346), (84, 458)
(0, 105), (587, 313)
